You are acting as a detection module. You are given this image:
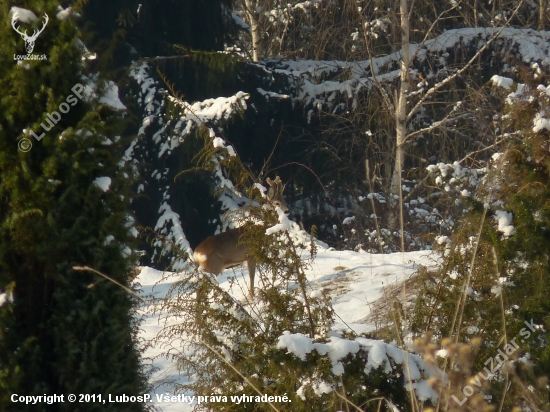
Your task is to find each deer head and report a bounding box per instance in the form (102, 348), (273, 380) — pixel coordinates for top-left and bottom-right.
(194, 176), (289, 297)
(266, 175), (289, 214)
(12, 13), (49, 54)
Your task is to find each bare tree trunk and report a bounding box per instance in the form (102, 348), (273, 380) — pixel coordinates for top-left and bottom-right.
(390, 0), (399, 52)
(539, 0), (546, 30)
(245, 0), (262, 62)
(388, 0), (410, 252)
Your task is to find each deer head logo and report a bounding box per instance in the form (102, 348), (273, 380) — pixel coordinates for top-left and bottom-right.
(12, 13), (49, 54)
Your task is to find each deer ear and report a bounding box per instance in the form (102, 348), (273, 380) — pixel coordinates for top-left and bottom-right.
(266, 177), (274, 186)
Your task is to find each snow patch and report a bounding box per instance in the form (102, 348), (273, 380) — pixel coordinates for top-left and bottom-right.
(532, 111), (550, 132)
(490, 75), (513, 89)
(56, 6), (79, 20)
(92, 176), (111, 192)
(10, 7), (37, 23)
(494, 210), (515, 238)
(81, 77), (126, 110)
(212, 136), (236, 157)
(265, 207), (294, 235)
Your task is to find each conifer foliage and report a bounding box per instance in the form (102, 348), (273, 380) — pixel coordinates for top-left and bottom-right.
(0, 1), (148, 410)
(400, 78), (550, 410)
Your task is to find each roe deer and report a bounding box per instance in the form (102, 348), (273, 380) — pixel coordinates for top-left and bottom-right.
(193, 176), (288, 297)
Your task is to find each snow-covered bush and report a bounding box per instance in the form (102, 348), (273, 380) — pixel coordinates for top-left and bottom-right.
(402, 75), (550, 411)
(151, 137), (447, 411)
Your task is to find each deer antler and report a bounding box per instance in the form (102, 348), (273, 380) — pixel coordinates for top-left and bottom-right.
(266, 176), (282, 186)
(28, 13), (49, 41)
(267, 176), (285, 191)
(12, 19), (29, 39)
(12, 13), (48, 41)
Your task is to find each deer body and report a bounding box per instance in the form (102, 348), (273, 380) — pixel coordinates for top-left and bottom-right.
(194, 227), (257, 294)
(193, 176), (287, 297)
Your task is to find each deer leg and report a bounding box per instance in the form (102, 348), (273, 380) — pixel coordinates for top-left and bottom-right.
(247, 258), (256, 297)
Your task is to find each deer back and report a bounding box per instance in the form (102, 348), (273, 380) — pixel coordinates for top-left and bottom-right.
(193, 227), (249, 275)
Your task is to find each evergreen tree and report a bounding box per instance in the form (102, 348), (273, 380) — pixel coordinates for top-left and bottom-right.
(0, 2), (149, 410)
(81, 0), (235, 57)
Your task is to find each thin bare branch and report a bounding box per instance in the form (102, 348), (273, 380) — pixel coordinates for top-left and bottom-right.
(407, 0), (524, 122)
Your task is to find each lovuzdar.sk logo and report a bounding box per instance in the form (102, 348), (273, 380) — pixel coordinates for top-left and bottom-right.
(11, 7), (48, 61)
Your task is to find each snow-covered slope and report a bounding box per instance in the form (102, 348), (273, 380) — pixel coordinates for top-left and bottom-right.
(136, 247), (435, 411)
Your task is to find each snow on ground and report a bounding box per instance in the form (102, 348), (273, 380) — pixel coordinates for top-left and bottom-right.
(136, 247), (434, 411)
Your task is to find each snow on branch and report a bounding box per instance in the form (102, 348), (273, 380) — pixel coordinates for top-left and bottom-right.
(490, 75), (514, 89)
(407, 0), (524, 122)
(277, 332), (443, 403)
(10, 6), (38, 23)
(169, 91), (250, 139)
(261, 21), (550, 115)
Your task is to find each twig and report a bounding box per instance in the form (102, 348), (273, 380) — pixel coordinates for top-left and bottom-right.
(72, 265), (147, 303)
(199, 338), (281, 412)
(407, 0), (525, 122)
